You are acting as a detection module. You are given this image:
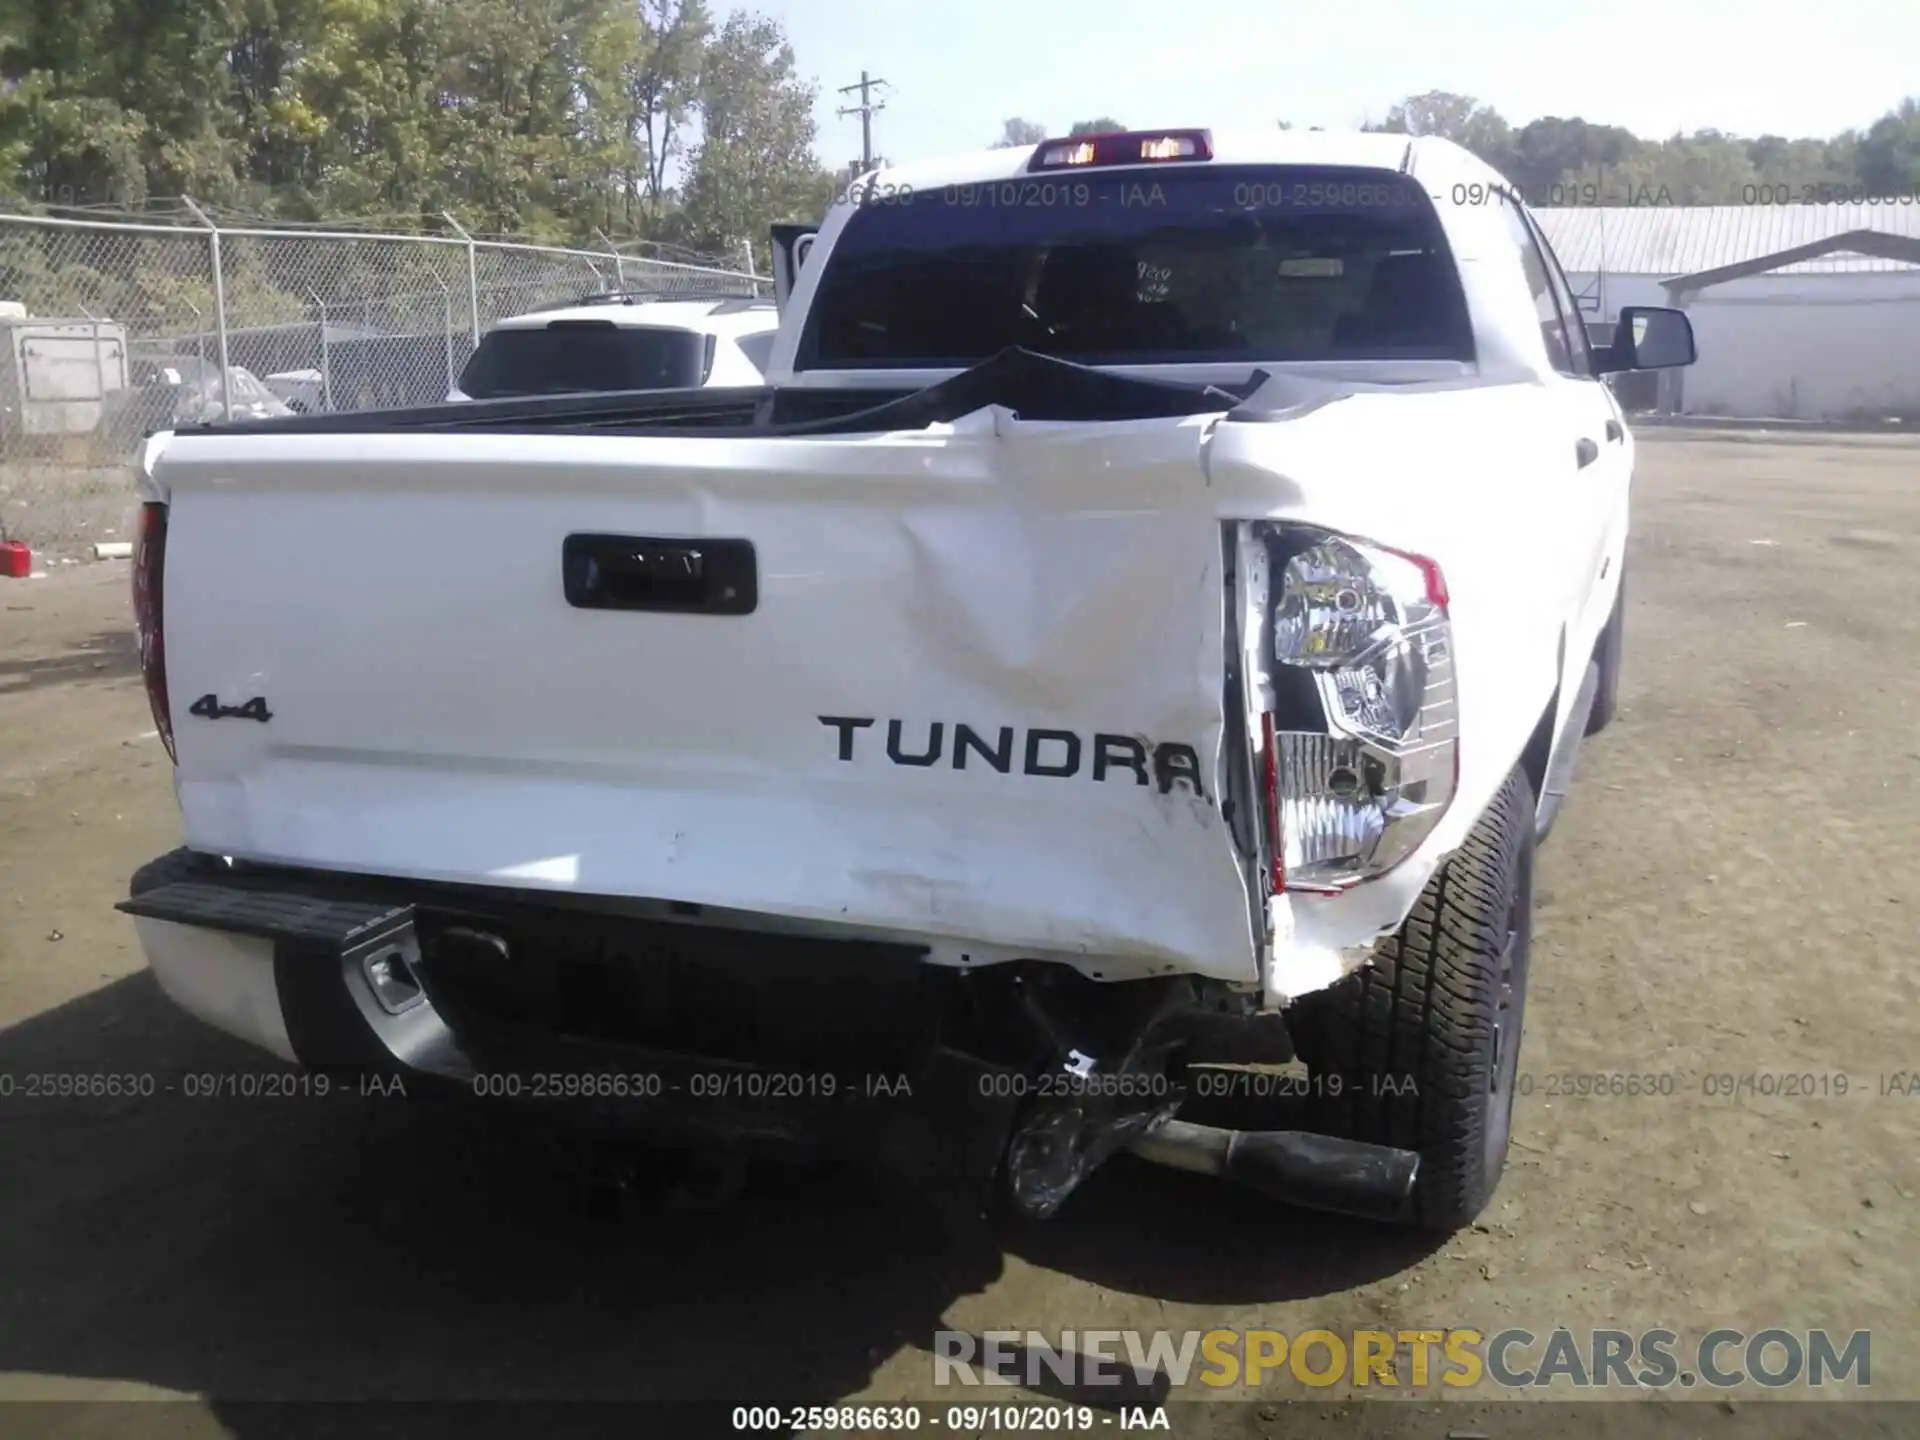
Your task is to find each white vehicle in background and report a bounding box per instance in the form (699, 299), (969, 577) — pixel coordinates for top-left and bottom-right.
(123, 127), (1696, 1237)
(264, 369), (326, 413)
(98, 358), (292, 455)
(447, 293), (778, 401)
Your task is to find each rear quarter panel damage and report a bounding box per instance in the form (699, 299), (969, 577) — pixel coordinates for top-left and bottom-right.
(1204, 381), (1568, 989)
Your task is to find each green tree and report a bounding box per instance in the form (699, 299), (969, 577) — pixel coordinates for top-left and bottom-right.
(0, 0), (830, 262)
(626, 0), (712, 221)
(1506, 115), (1642, 197)
(1371, 90), (1515, 174)
(675, 12), (829, 269)
(993, 117), (1048, 148)
(121, 0), (256, 200)
(15, 0), (1905, 294)
(1, 0), (182, 205)
(1595, 130), (1758, 204)
(1857, 98), (1920, 194)
(276, 0), (450, 220)
(224, 0), (350, 214)
(1738, 133), (1858, 196)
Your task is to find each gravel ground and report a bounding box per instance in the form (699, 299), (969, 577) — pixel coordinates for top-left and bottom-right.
(0, 460), (141, 563)
(1, 432), (1916, 1437)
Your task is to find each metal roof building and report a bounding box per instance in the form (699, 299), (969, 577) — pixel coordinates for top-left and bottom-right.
(1531, 205), (1920, 422)
(1535, 203), (1920, 278)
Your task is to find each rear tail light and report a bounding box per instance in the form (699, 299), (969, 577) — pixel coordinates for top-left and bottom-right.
(1256, 530), (1457, 892)
(132, 501), (175, 763)
(1029, 129), (1213, 171)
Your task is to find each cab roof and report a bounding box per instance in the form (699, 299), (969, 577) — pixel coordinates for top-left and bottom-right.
(846, 128), (1512, 205)
(492, 296), (778, 337)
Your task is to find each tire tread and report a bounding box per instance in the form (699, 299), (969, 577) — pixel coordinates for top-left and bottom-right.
(1290, 767), (1535, 1231)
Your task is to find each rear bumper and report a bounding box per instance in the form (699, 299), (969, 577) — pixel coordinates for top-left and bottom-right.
(120, 852), (1119, 1192)
(134, 912), (297, 1064)
(124, 850), (1432, 1223)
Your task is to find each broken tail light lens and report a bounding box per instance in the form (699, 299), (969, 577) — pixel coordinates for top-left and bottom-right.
(1263, 533), (1456, 891)
(132, 500), (175, 763)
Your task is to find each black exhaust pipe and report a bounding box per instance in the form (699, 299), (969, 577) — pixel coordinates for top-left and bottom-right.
(1129, 1119), (1420, 1224)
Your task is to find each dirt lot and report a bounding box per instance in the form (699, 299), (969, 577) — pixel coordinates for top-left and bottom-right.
(2, 432), (1917, 1438)
(0, 459), (140, 565)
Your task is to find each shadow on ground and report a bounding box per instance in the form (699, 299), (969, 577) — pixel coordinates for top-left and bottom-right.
(0, 628), (139, 695)
(0, 975), (1441, 1436)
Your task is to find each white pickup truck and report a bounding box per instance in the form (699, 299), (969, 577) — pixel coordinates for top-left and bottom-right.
(122, 128), (1694, 1233)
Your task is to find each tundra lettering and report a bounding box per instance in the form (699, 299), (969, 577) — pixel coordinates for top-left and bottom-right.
(955, 723), (1014, 772)
(818, 716), (1205, 798)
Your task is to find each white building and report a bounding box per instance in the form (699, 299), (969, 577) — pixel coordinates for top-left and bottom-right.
(1534, 204), (1920, 421)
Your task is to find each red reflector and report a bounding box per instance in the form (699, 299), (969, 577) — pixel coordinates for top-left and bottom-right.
(1029, 128), (1213, 172)
(1380, 542), (1449, 609)
(132, 501), (176, 763)
(0, 538), (31, 578)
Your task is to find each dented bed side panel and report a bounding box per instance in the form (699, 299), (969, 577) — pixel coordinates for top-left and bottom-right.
(1207, 380), (1579, 997)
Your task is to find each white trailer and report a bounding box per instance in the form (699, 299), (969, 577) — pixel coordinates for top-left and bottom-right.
(0, 306), (131, 443)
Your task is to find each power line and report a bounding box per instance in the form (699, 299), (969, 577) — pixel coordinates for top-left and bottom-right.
(836, 70), (889, 171)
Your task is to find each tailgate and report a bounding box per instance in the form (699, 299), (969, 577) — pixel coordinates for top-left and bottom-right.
(154, 411), (1258, 980)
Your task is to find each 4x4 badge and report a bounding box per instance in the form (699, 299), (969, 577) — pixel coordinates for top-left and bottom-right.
(188, 693), (272, 723)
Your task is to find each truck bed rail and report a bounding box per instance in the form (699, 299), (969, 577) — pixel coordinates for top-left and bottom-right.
(167, 348), (1266, 441)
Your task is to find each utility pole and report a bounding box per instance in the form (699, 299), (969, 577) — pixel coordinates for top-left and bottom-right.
(837, 70), (888, 171)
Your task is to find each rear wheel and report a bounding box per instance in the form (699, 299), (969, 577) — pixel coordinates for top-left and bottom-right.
(1287, 766), (1535, 1232)
(1585, 568), (1626, 735)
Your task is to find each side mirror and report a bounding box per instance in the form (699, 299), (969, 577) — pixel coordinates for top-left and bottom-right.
(1594, 305), (1695, 373)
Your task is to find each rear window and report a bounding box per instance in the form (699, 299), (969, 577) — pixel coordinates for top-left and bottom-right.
(457, 322), (709, 398)
(800, 165), (1473, 370)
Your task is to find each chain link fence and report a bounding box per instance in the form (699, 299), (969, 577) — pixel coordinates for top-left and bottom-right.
(0, 206), (765, 561)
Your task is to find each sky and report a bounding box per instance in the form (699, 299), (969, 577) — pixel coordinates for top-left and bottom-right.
(745, 0), (1918, 170)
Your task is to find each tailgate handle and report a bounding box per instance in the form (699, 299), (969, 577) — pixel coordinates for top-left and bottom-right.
(562, 534), (757, 615)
